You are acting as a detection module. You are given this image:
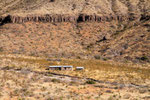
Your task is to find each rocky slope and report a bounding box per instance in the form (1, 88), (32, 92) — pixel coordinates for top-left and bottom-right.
(0, 0), (150, 16)
(0, 0), (150, 63)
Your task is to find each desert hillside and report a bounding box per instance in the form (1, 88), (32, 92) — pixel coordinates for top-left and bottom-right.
(0, 0), (150, 16)
(0, 0), (150, 99)
(0, 0), (150, 63)
(0, 54), (150, 100)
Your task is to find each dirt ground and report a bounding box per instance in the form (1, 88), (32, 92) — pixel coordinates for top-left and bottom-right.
(0, 54), (150, 100)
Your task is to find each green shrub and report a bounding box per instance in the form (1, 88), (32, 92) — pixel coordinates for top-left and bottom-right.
(86, 80), (96, 84)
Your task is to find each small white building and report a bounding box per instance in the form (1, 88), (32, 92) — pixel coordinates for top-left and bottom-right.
(48, 65), (73, 70)
(76, 67), (84, 70)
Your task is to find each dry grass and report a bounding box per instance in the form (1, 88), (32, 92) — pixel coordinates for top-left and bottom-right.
(51, 59), (150, 84)
(0, 53), (150, 85)
(0, 53), (150, 100)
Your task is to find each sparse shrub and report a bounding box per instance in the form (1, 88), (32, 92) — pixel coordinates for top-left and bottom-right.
(51, 78), (60, 83)
(103, 58), (108, 61)
(46, 97), (54, 100)
(94, 55), (101, 59)
(29, 52), (36, 56)
(108, 96), (114, 100)
(85, 80), (95, 84)
(50, 0), (55, 2)
(70, 81), (78, 85)
(18, 98), (25, 100)
(48, 74), (53, 77)
(140, 56), (149, 61)
(143, 24), (150, 27)
(41, 87), (47, 91)
(114, 31), (120, 35)
(0, 92), (2, 97)
(72, 4), (76, 10)
(0, 47), (3, 52)
(76, 56), (81, 59)
(76, 25), (82, 29)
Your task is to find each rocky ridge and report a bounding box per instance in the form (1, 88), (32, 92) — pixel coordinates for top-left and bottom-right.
(0, 14), (150, 25)
(0, 0), (150, 24)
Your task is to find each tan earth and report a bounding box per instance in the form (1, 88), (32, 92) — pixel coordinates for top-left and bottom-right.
(0, 0), (150, 100)
(0, 0), (150, 63)
(0, 54), (149, 100)
(0, 66), (150, 100)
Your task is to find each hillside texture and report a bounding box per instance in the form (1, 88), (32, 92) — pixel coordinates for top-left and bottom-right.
(0, 0), (150, 63)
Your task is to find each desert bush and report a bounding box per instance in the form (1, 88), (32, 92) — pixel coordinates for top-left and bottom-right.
(103, 58), (108, 61)
(143, 24), (150, 27)
(46, 97), (54, 100)
(94, 55), (101, 59)
(140, 56), (149, 61)
(18, 98), (25, 100)
(0, 47), (3, 52)
(0, 92), (2, 97)
(108, 96), (114, 100)
(41, 87), (47, 91)
(50, 0), (55, 2)
(85, 80), (95, 84)
(72, 4), (76, 10)
(51, 78), (60, 83)
(76, 56), (81, 59)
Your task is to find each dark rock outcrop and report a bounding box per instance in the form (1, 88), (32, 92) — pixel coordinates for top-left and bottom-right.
(0, 15), (12, 25)
(0, 14), (149, 25)
(140, 14), (150, 21)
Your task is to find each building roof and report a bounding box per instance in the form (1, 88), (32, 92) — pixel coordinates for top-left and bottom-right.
(49, 65), (73, 68)
(63, 66), (73, 68)
(76, 67), (84, 69)
(49, 66), (62, 68)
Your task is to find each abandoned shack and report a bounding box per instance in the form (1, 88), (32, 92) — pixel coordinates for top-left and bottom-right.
(48, 65), (73, 70)
(76, 67), (84, 70)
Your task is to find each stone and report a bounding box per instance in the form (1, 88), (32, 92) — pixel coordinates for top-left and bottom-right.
(139, 89), (147, 94)
(105, 90), (113, 93)
(123, 93), (131, 99)
(143, 96), (150, 100)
